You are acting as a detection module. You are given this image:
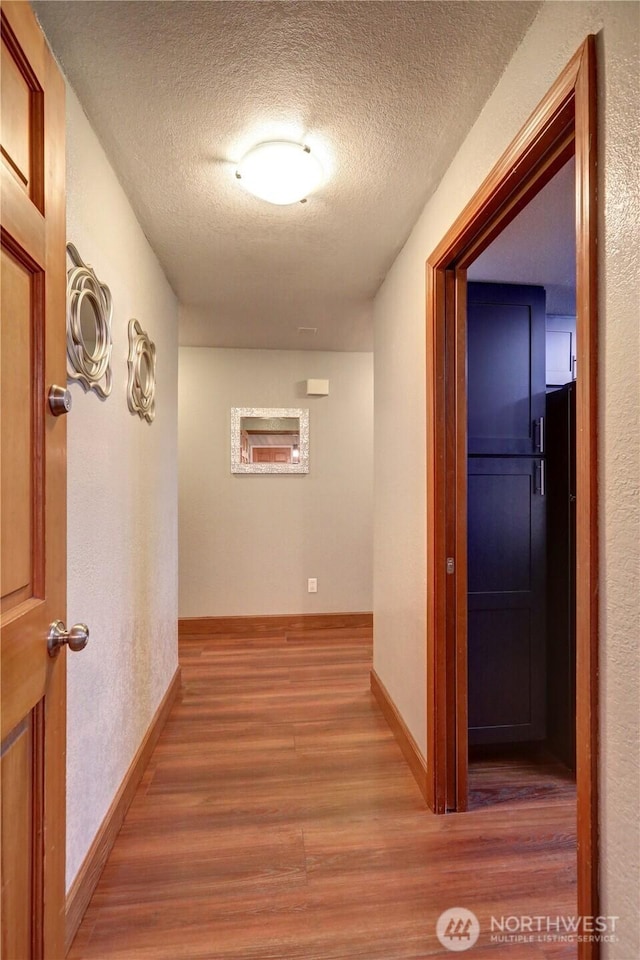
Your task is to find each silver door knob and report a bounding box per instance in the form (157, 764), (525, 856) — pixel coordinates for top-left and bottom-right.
(48, 385), (72, 416)
(48, 620), (89, 657)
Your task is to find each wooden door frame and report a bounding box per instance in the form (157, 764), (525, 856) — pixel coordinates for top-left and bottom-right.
(425, 36), (598, 956)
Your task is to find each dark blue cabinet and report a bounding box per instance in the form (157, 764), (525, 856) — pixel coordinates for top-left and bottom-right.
(467, 282), (547, 745)
(467, 457), (546, 744)
(467, 283), (546, 456)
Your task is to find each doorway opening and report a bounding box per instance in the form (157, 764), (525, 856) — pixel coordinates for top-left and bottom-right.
(465, 158), (577, 809)
(425, 36), (597, 958)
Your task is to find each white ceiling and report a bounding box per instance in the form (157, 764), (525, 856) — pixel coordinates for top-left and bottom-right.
(34, 0), (540, 351)
(469, 157), (576, 315)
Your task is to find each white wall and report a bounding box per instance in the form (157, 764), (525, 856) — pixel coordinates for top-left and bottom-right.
(179, 348), (373, 617)
(373, 2), (639, 954)
(65, 87), (179, 890)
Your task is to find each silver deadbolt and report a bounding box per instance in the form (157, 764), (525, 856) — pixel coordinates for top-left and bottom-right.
(48, 620), (89, 657)
(48, 385), (72, 416)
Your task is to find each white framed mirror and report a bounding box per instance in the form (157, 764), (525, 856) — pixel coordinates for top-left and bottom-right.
(231, 408), (309, 474)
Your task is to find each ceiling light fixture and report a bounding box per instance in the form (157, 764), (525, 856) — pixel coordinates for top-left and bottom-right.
(235, 141), (324, 205)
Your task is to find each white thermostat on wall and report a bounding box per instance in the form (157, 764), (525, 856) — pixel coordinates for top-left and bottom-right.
(306, 379), (329, 396)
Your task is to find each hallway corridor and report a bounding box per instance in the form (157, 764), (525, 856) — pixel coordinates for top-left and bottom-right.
(69, 627), (576, 959)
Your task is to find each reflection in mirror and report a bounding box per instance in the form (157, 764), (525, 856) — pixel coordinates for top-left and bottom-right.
(231, 408), (309, 474)
(139, 350), (152, 394)
(79, 295), (99, 355)
(240, 416), (300, 465)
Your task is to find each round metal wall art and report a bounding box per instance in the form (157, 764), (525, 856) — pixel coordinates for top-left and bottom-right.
(66, 242), (113, 398)
(127, 318), (156, 423)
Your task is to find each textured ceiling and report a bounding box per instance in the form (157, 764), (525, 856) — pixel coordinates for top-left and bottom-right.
(34, 1), (540, 351)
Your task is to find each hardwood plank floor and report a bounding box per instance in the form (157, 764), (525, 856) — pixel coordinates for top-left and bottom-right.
(68, 628), (576, 959)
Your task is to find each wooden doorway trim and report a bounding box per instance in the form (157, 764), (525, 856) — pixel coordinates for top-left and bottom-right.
(425, 35), (598, 955)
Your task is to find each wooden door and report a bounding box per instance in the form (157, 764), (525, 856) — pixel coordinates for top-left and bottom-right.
(467, 282), (546, 456)
(467, 457), (547, 744)
(252, 446), (292, 463)
(1, 3), (67, 957)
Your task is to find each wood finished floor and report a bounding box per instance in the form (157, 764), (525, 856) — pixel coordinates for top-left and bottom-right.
(69, 628), (577, 960)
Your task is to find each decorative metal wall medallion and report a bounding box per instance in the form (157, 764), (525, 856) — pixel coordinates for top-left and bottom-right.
(66, 243), (113, 398)
(127, 319), (156, 423)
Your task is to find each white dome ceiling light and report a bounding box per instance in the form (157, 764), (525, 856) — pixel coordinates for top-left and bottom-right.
(235, 141), (324, 205)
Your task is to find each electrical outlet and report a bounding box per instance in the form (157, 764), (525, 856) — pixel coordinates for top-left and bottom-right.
(307, 578), (317, 593)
